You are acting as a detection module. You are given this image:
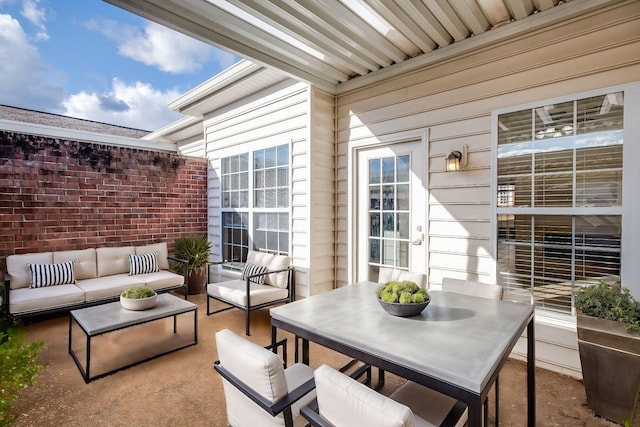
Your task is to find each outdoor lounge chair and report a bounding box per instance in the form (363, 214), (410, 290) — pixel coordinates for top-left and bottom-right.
(214, 328), (316, 427)
(206, 251), (295, 335)
(301, 364), (467, 427)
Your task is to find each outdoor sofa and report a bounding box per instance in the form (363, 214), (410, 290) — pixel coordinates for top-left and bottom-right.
(3, 242), (186, 322)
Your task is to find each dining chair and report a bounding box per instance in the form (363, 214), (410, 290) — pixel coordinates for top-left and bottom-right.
(301, 364), (467, 427)
(383, 278), (503, 427)
(378, 266), (427, 289)
(214, 328), (316, 427)
(442, 277), (504, 425)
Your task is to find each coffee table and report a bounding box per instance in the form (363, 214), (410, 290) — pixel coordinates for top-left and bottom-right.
(69, 293), (198, 383)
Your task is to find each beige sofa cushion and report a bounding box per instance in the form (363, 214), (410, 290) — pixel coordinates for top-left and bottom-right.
(135, 242), (170, 270)
(54, 248), (97, 280)
(7, 252), (53, 289)
(96, 246), (135, 277)
(9, 285), (85, 314)
(77, 274), (146, 302)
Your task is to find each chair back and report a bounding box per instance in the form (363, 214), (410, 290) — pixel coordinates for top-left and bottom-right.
(215, 329), (289, 427)
(442, 278), (503, 301)
(313, 364), (416, 427)
(378, 267), (427, 289)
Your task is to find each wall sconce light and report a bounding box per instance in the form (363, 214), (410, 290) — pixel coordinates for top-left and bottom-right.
(446, 145), (468, 172)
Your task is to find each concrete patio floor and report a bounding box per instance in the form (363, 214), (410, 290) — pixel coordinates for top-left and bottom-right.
(11, 291), (639, 426)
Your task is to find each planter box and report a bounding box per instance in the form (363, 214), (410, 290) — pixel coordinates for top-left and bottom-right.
(577, 313), (640, 425)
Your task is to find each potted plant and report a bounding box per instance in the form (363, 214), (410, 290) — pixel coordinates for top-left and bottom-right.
(375, 281), (430, 317)
(574, 280), (640, 425)
(173, 236), (212, 295)
(120, 285), (158, 311)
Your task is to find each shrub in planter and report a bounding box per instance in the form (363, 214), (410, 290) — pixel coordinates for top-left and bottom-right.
(174, 236), (212, 295)
(574, 280), (640, 425)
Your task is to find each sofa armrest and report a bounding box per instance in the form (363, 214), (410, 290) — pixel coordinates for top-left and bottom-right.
(167, 255), (188, 298)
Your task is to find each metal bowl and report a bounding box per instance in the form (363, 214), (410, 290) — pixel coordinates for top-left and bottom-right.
(377, 297), (430, 317)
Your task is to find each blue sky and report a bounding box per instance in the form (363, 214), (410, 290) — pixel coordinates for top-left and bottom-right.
(0, 0), (241, 130)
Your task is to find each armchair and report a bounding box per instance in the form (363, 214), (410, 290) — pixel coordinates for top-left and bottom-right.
(206, 251), (295, 335)
(214, 329), (316, 427)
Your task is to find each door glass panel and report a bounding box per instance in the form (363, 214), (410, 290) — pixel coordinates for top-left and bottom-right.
(367, 152), (413, 275)
(382, 157), (395, 183)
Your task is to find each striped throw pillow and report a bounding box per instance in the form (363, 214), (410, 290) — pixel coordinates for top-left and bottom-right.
(129, 252), (159, 275)
(28, 260), (76, 288)
(241, 262), (269, 285)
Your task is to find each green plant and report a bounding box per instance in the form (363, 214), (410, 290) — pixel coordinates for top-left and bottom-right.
(575, 280), (640, 334)
(0, 326), (46, 426)
(376, 281), (429, 304)
(121, 285), (156, 299)
(173, 236), (212, 272)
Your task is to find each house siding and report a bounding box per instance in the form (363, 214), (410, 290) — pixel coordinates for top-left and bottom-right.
(204, 81), (335, 297)
(334, 1), (640, 377)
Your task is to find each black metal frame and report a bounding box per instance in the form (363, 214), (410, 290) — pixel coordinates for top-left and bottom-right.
(213, 338), (314, 427)
(3, 254), (189, 323)
(206, 265), (295, 336)
(68, 296), (198, 383)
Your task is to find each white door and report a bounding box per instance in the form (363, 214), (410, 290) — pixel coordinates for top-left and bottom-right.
(357, 141), (426, 282)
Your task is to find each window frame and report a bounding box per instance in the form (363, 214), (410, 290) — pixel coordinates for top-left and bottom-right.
(218, 142), (292, 265)
(491, 82), (640, 315)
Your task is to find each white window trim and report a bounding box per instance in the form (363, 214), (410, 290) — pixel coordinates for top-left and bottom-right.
(217, 141), (293, 261)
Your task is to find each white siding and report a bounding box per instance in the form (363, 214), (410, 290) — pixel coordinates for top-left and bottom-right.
(308, 88), (336, 295)
(205, 80), (335, 297)
(335, 2), (640, 377)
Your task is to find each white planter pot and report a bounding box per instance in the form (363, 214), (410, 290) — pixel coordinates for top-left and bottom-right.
(120, 293), (157, 311)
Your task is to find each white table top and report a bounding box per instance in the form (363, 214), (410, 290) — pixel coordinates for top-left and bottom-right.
(271, 281), (534, 394)
(71, 293), (197, 336)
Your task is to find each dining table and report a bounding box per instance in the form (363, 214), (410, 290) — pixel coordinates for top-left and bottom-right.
(270, 281), (535, 427)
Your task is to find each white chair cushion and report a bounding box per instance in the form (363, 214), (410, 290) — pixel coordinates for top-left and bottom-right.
(389, 381), (468, 427)
(442, 278), (503, 301)
(54, 248), (97, 280)
(9, 285), (85, 314)
(379, 267), (427, 289)
(216, 329), (293, 427)
(314, 364), (416, 427)
(246, 251), (291, 288)
(7, 252), (53, 289)
(207, 279), (288, 307)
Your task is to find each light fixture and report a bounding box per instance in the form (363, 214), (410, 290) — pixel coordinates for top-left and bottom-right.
(446, 145), (468, 172)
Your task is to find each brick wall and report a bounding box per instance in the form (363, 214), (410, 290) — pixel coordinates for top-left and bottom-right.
(0, 131), (208, 261)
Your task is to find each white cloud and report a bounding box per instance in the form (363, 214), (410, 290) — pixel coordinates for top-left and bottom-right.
(21, 0), (49, 41)
(0, 13), (64, 110)
(86, 19), (236, 74)
(62, 78), (183, 130)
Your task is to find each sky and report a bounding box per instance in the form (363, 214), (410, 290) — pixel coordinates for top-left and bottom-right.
(0, 0), (241, 131)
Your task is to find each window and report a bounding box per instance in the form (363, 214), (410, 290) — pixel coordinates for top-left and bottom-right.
(221, 144), (290, 263)
(496, 91), (623, 314)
